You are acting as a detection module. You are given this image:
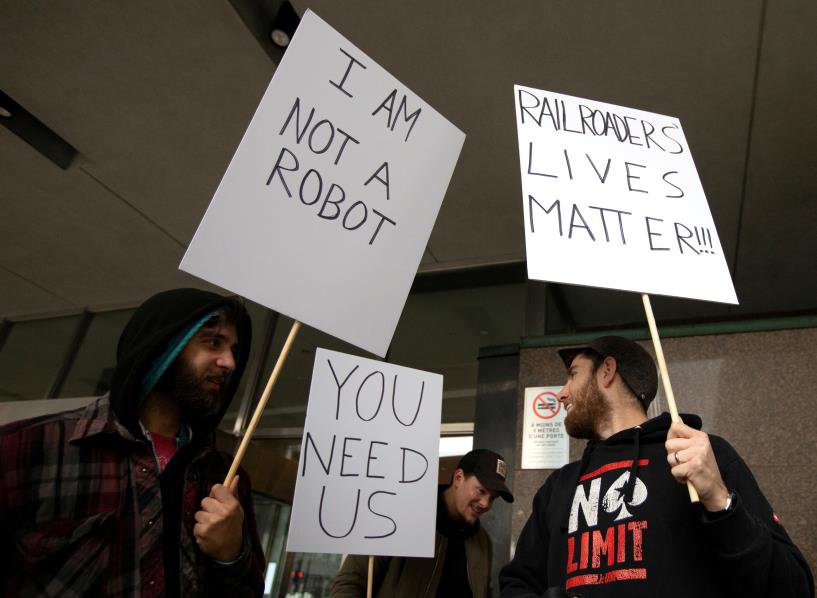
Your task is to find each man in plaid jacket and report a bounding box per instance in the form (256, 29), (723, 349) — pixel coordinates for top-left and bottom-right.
(0, 288), (265, 596)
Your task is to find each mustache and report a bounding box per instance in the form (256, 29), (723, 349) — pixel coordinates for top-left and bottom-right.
(203, 370), (230, 389)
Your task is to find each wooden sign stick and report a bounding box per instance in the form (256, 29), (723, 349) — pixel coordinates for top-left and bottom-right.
(641, 294), (699, 503)
(224, 320), (302, 485)
(367, 555), (374, 598)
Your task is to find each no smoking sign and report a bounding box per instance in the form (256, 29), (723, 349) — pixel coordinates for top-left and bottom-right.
(532, 391), (561, 419)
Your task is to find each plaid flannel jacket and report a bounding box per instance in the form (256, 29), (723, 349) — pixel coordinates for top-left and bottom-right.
(0, 396), (264, 597)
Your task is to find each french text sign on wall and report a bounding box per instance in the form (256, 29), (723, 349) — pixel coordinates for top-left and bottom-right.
(180, 10), (465, 356)
(515, 86), (738, 304)
(287, 349), (443, 557)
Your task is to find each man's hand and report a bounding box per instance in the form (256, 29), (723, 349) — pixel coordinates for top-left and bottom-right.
(193, 476), (244, 562)
(665, 421), (730, 512)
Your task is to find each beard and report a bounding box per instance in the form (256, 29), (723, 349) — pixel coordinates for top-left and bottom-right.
(155, 358), (228, 420)
(564, 374), (610, 439)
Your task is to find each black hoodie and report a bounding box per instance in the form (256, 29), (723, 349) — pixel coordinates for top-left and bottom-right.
(499, 413), (814, 598)
(112, 288), (259, 596)
(111, 287), (252, 439)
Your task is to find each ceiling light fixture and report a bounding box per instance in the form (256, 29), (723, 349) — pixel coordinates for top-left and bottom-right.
(269, 1), (300, 48)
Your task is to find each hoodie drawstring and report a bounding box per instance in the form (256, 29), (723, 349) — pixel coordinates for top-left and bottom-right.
(623, 425), (642, 503)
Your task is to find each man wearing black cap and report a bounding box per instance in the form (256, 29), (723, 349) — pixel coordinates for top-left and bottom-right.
(332, 448), (514, 598)
(500, 336), (813, 598)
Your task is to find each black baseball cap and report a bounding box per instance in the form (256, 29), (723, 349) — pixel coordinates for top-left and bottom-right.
(557, 336), (658, 409)
(458, 449), (514, 503)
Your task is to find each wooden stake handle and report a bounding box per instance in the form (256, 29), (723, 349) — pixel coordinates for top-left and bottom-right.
(641, 294), (699, 503)
(367, 555), (374, 598)
(224, 320), (302, 485)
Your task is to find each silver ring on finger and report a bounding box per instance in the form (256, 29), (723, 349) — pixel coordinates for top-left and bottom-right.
(674, 451), (681, 465)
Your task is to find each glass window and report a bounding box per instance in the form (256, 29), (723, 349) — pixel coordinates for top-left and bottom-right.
(256, 315), (377, 430)
(389, 284), (526, 423)
(281, 552), (342, 598)
(220, 301), (279, 433)
(253, 493), (292, 597)
(58, 309), (134, 398)
(0, 315), (81, 401)
(247, 283), (526, 432)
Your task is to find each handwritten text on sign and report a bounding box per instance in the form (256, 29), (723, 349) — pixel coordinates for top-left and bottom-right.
(515, 86), (737, 304)
(180, 10), (465, 357)
(287, 349), (443, 557)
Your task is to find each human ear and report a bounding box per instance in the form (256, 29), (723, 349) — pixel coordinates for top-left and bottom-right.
(600, 357), (617, 387)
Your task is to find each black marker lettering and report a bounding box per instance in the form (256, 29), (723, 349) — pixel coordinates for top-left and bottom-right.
(279, 97), (314, 142)
(528, 142), (557, 178)
(365, 162), (391, 200)
(674, 222), (699, 254)
(662, 171), (684, 198)
(298, 168), (323, 206)
(355, 370), (385, 421)
(318, 486), (360, 538)
(625, 162), (648, 194)
(366, 441), (388, 479)
(342, 201), (368, 231)
(568, 204), (595, 241)
(528, 196), (562, 235)
(317, 183), (346, 220)
(266, 147), (299, 195)
(328, 360), (359, 420)
(329, 48), (367, 98)
(340, 436), (362, 477)
(302, 432), (336, 476)
(645, 217), (669, 251)
(400, 447), (429, 483)
(365, 491), (397, 539)
(392, 377), (423, 427)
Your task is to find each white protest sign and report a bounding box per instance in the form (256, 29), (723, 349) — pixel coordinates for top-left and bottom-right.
(181, 10), (465, 357)
(522, 386), (568, 469)
(514, 86), (738, 304)
(287, 348), (443, 557)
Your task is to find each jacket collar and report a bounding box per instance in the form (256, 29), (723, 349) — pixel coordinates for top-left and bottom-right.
(69, 395), (138, 444)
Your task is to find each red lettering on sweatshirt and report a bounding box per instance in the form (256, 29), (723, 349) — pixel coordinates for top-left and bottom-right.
(627, 520), (648, 561)
(565, 519), (649, 587)
(567, 536), (578, 573)
(566, 568), (647, 589)
(592, 527), (615, 568)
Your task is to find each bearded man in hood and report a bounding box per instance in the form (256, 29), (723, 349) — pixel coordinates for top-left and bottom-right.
(0, 288), (265, 597)
(499, 336), (813, 598)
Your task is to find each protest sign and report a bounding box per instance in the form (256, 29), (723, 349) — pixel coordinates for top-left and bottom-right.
(514, 85), (738, 305)
(287, 349), (443, 557)
(522, 386), (568, 469)
(181, 10), (465, 357)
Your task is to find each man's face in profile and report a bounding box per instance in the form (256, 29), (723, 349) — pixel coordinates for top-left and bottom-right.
(158, 318), (238, 419)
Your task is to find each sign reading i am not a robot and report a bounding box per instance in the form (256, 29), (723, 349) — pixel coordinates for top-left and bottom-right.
(181, 10), (465, 357)
(287, 349), (443, 558)
(514, 85), (738, 305)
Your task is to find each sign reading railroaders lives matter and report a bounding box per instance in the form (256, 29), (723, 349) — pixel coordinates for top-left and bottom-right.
(515, 85), (738, 304)
(181, 10), (465, 357)
(287, 349), (443, 557)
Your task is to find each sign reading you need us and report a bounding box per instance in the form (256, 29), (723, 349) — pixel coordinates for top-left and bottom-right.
(514, 85), (738, 305)
(181, 10), (465, 357)
(287, 349), (443, 558)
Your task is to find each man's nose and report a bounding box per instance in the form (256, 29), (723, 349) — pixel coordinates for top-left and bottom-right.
(217, 349), (236, 371)
(557, 383), (569, 403)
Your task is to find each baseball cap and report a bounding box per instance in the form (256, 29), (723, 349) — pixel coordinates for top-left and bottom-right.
(458, 449), (514, 503)
(557, 336), (658, 408)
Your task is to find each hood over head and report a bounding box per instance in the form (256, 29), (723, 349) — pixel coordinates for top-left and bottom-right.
(110, 287), (252, 439)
